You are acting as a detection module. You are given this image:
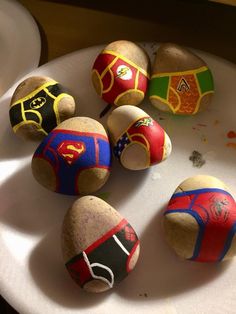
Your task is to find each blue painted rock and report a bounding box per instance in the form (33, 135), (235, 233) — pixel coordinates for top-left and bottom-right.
(163, 175), (236, 262)
(149, 43), (214, 115)
(31, 117), (111, 195)
(107, 105), (172, 170)
(9, 76), (76, 141)
(61, 196), (140, 293)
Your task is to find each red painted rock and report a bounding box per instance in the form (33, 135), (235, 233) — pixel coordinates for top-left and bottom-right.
(107, 105), (172, 170)
(92, 40), (150, 106)
(61, 196), (140, 293)
(163, 175), (236, 262)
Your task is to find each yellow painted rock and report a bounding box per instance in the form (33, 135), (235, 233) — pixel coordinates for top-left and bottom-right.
(149, 43), (214, 115)
(92, 40), (150, 106)
(31, 117), (111, 195)
(9, 76), (76, 140)
(107, 105), (172, 170)
(163, 175), (236, 262)
(62, 196), (140, 293)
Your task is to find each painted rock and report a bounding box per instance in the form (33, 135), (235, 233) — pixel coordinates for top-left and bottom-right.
(163, 175), (236, 262)
(92, 40), (150, 106)
(9, 76), (76, 141)
(149, 43), (214, 115)
(31, 117), (111, 195)
(107, 105), (172, 170)
(61, 196), (140, 293)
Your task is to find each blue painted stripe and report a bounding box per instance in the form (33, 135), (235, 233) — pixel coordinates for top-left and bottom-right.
(194, 204), (210, 224)
(97, 138), (111, 167)
(218, 222), (236, 261)
(172, 188), (232, 199)
(189, 194), (198, 210)
(164, 209), (205, 260)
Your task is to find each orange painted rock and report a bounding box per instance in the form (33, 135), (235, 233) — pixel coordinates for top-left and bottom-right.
(31, 117), (111, 195)
(61, 196), (140, 293)
(107, 105), (172, 170)
(9, 76), (76, 141)
(92, 40), (150, 106)
(163, 175), (236, 262)
(149, 43), (214, 115)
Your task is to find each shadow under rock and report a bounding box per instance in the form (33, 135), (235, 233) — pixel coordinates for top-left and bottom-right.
(0, 163), (76, 234)
(0, 94), (38, 159)
(117, 205), (231, 300)
(0, 125), (38, 160)
(96, 157), (151, 209)
(29, 225), (110, 309)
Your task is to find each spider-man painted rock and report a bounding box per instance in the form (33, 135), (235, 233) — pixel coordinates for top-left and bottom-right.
(61, 196), (140, 293)
(163, 175), (236, 262)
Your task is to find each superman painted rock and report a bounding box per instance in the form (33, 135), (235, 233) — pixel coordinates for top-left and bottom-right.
(31, 117), (111, 195)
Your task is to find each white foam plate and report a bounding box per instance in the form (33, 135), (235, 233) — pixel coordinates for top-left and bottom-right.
(0, 0), (41, 97)
(0, 43), (236, 314)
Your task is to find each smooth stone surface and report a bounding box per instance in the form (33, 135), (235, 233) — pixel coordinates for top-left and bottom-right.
(61, 196), (140, 293)
(149, 43), (214, 115)
(9, 76), (76, 141)
(31, 117), (111, 195)
(163, 175), (236, 262)
(107, 105), (172, 170)
(92, 40), (150, 106)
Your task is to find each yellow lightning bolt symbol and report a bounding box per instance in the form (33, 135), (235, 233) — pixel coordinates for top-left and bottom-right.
(116, 67), (129, 78)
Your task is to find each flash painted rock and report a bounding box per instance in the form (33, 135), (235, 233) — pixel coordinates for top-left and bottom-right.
(107, 105), (172, 170)
(31, 117), (111, 195)
(92, 40), (150, 106)
(61, 196), (140, 293)
(163, 175), (236, 262)
(149, 43), (214, 115)
(9, 76), (76, 141)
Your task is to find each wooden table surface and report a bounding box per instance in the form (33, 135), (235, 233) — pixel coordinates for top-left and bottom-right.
(1, 0), (236, 313)
(19, 0), (236, 64)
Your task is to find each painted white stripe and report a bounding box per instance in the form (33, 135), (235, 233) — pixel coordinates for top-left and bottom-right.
(113, 235), (130, 256)
(83, 251), (114, 288)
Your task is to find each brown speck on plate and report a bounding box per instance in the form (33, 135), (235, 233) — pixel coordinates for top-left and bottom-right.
(189, 150), (206, 168)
